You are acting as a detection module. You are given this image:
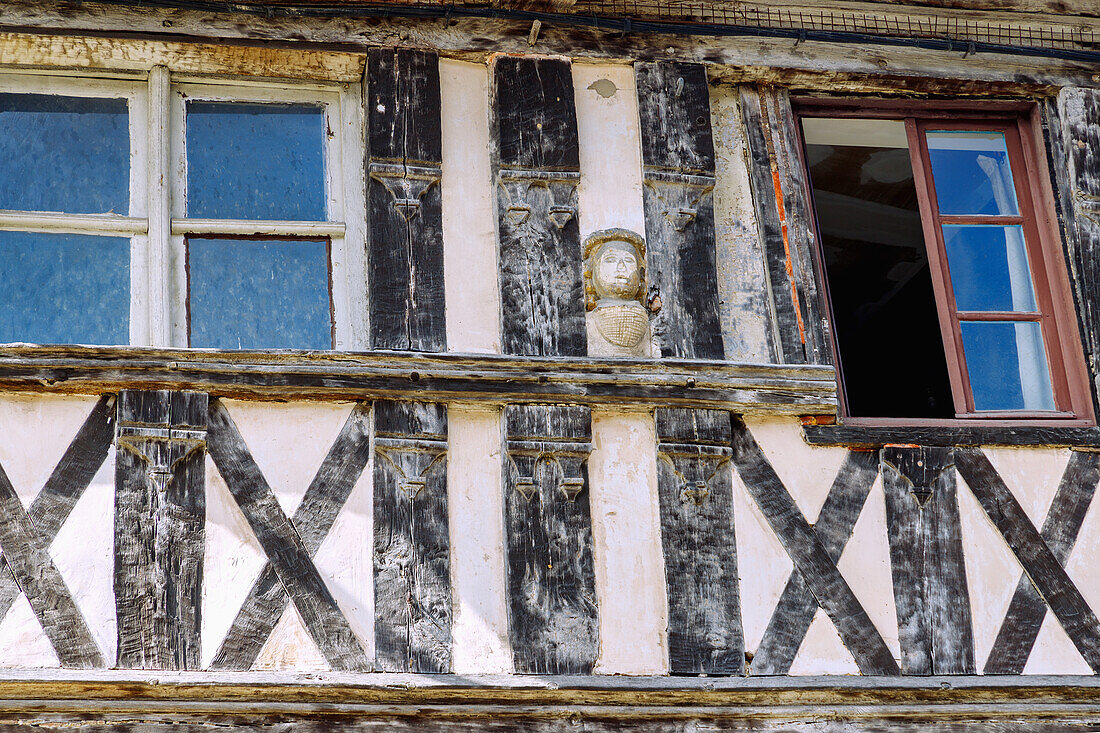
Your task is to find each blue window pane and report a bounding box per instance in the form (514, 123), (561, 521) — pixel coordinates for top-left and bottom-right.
(0, 94), (129, 214)
(186, 102), (326, 220)
(960, 321), (1055, 412)
(944, 225), (1036, 313)
(927, 131), (1019, 216)
(188, 238), (332, 349)
(0, 231), (129, 345)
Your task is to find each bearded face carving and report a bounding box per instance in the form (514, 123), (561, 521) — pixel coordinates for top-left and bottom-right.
(583, 229), (655, 356)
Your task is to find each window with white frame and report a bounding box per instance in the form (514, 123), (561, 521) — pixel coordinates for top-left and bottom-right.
(0, 71), (366, 350)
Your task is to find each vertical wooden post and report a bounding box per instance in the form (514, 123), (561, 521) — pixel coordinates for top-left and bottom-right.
(655, 408), (743, 674)
(145, 65), (171, 347)
(114, 389), (207, 670)
(635, 62), (724, 360)
(373, 400), (452, 673)
(503, 404), (598, 673)
(367, 48), (447, 352)
(881, 446), (974, 675)
(491, 56), (586, 357)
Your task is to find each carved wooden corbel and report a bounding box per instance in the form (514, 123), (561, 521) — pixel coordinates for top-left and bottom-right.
(368, 160), (442, 222)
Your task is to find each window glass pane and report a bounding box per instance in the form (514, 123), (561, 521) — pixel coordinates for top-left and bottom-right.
(186, 102), (325, 221)
(0, 94), (129, 214)
(802, 117), (954, 419)
(0, 231), (129, 345)
(944, 225), (1036, 313)
(188, 238), (331, 349)
(926, 131), (1019, 216)
(960, 321), (1055, 411)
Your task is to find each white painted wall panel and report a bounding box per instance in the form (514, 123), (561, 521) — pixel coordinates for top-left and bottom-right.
(448, 405), (511, 674)
(440, 59), (500, 354)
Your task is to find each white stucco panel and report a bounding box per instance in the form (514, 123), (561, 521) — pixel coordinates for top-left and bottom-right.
(0, 594), (58, 668)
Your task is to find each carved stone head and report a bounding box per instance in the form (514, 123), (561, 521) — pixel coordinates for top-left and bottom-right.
(583, 229), (647, 311)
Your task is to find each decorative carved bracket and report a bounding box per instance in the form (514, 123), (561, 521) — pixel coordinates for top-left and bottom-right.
(643, 168), (716, 233)
(657, 440), (732, 508)
(116, 392), (207, 494)
(369, 160), (442, 222)
(497, 168), (580, 231)
(1074, 189), (1100, 227)
(506, 439), (591, 503)
(374, 435), (447, 499)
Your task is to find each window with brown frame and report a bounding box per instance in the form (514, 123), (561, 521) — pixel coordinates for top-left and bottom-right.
(795, 101), (1093, 426)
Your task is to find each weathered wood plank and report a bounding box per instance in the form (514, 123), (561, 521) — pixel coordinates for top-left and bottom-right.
(636, 62), (724, 360)
(985, 450), (1100, 674)
(729, 417), (899, 675)
(210, 402), (372, 671)
(955, 446), (1100, 672)
(504, 404), (598, 674)
(1056, 87), (1100, 406)
(655, 408), (742, 674)
(0, 462), (103, 668)
(367, 48), (447, 352)
(373, 400), (451, 673)
(752, 449), (879, 675)
(803, 424), (1100, 448)
(114, 390), (206, 670)
(206, 399), (370, 672)
(492, 56), (586, 357)
(0, 395), (113, 626)
(881, 446), (974, 675)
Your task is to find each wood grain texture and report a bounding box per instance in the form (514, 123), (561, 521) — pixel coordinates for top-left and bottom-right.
(729, 418), (899, 675)
(752, 449), (879, 675)
(492, 56), (586, 357)
(955, 446), (1100, 672)
(0, 395), (113, 628)
(1057, 87), (1100, 404)
(206, 399), (370, 672)
(0, 461), (103, 668)
(210, 403), (372, 671)
(985, 450), (1100, 674)
(636, 62), (724, 360)
(655, 408), (743, 674)
(114, 390), (207, 670)
(803, 423), (1100, 447)
(881, 446), (974, 675)
(367, 48), (447, 352)
(503, 404), (598, 674)
(373, 400), (452, 673)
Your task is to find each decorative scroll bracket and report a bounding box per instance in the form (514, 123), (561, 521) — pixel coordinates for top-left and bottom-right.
(498, 169), (580, 231)
(506, 439), (592, 503)
(369, 160), (443, 222)
(116, 393), (207, 495)
(643, 169), (715, 233)
(374, 435), (447, 499)
(657, 441), (732, 509)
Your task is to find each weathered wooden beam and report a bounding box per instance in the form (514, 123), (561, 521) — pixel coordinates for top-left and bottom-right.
(985, 450), (1100, 674)
(803, 424), (1100, 448)
(373, 400), (452, 673)
(367, 48), (447, 352)
(729, 417), (899, 675)
(0, 396), (114, 628)
(881, 446), (974, 675)
(752, 449), (879, 674)
(0, 346), (838, 412)
(206, 399), (371, 672)
(635, 62), (724, 360)
(210, 403), (372, 671)
(492, 56), (586, 357)
(955, 446), (1100, 672)
(655, 408), (743, 674)
(114, 390), (206, 670)
(503, 404), (598, 674)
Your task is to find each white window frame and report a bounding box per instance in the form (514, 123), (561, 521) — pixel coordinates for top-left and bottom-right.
(0, 69), (368, 350)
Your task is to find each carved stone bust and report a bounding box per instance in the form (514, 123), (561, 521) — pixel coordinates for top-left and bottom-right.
(583, 229), (654, 358)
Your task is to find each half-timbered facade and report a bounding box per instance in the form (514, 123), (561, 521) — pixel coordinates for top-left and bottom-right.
(0, 0), (1099, 729)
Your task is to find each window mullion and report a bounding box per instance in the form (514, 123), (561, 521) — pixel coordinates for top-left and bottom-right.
(146, 65), (172, 347)
(906, 117), (973, 415)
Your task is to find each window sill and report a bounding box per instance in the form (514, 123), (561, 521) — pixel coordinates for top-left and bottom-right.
(0, 345), (836, 413)
(803, 422), (1100, 448)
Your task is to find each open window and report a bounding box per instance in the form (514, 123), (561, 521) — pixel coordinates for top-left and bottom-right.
(796, 101), (1093, 426)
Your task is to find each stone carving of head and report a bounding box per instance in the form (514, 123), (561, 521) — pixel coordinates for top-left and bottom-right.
(583, 229), (646, 311)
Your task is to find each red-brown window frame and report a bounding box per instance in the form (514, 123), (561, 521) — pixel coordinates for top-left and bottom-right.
(792, 98), (1095, 428)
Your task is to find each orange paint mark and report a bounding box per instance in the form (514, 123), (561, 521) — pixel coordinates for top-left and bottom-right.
(771, 165), (807, 346)
(800, 415), (837, 426)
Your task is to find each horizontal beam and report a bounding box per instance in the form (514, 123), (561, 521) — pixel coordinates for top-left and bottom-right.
(172, 219), (346, 236)
(0, 345), (836, 412)
(803, 424), (1100, 448)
